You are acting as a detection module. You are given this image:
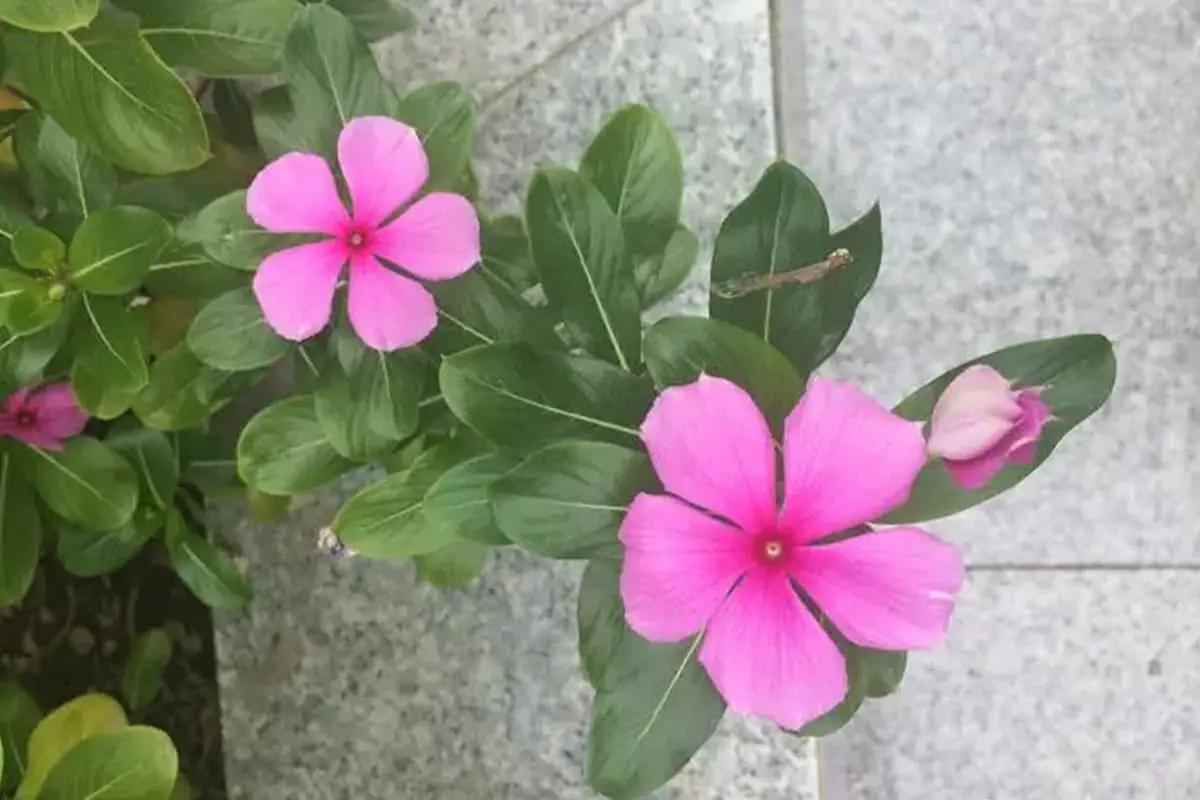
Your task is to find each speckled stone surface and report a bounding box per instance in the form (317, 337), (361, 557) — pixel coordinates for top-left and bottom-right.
(824, 570), (1200, 799)
(788, 0), (1200, 564)
(218, 0), (817, 797)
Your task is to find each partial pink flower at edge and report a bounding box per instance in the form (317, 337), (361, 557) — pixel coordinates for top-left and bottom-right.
(927, 364), (1052, 490)
(245, 116), (481, 352)
(0, 382), (88, 451)
(618, 376), (965, 730)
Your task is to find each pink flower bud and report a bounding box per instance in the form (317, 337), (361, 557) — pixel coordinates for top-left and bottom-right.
(927, 365), (1051, 490)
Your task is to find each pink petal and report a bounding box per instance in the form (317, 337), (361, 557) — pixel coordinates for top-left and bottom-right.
(930, 365), (1018, 425)
(943, 449), (1008, 489)
(619, 493), (753, 642)
(2, 388), (32, 416)
(12, 430), (65, 451)
(780, 379), (928, 540)
(337, 117), (428, 228)
(639, 375), (777, 533)
(794, 527), (964, 650)
(246, 152), (348, 234)
(252, 240), (347, 342)
(346, 253), (438, 351)
(699, 568), (847, 730)
(1006, 389), (1051, 457)
(27, 384), (86, 440)
(927, 413), (1015, 461)
(372, 193), (481, 281)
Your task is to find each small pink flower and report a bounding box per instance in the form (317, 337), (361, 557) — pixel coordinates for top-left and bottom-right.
(0, 383), (87, 451)
(619, 376), (964, 730)
(246, 116), (481, 351)
(927, 365), (1051, 490)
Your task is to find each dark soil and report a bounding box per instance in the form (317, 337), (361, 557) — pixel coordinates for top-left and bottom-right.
(0, 549), (227, 799)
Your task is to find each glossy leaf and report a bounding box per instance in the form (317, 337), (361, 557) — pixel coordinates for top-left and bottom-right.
(22, 437), (139, 532)
(72, 295), (149, 397)
(318, 0), (416, 42)
(5, 7), (210, 174)
(3, 276), (63, 336)
(177, 190), (294, 271)
(883, 334), (1118, 523)
(0, 454), (40, 607)
(423, 452), (520, 546)
(16, 693), (127, 799)
(0, 682), (40, 793)
(11, 227), (64, 273)
(122, 629), (173, 710)
(107, 427), (177, 510)
(37, 726), (177, 800)
(439, 342), (654, 449)
(187, 287), (289, 371)
(66, 206), (171, 295)
(237, 395), (355, 494)
(0, 318), (69, 394)
(115, 0), (300, 77)
(0, 0), (97, 32)
(56, 509), (161, 577)
(635, 224), (697, 308)
(479, 214), (537, 293)
(578, 560), (724, 800)
(36, 116), (116, 217)
(642, 315), (802, 434)
(491, 441), (654, 560)
(132, 344), (231, 430)
(526, 167), (640, 369)
(414, 542), (489, 590)
(395, 81), (475, 191)
(144, 243), (248, 300)
(164, 510), (252, 610)
(432, 269), (561, 353)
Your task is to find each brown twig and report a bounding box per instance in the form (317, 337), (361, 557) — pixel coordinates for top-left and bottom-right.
(711, 248), (854, 299)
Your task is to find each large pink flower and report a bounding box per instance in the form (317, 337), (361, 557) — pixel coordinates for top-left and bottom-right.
(619, 376), (964, 730)
(0, 382), (87, 451)
(246, 116), (481, 351)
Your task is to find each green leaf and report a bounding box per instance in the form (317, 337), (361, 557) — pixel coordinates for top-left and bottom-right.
(414, 542), (488, 589)
(186, 287), (289, 372)
(0, 185), (34, 242)
(177, 190), (293, 271)
(480, 214), (537, 293)
(37, 726), (177, 800)
(578, 560), (724, 800)
(5, 7), (210, 174)
(122, 629), (173, 711)
(3, 276), (64, 336)
(10, 226), (64, 273)
(858, 647), (906, 698)
(144, 243), (248, 300)
(635, 224), (697, 308)
(0, 0), (97, 32)
(432, 269), (561, 353)
(0, 454), (40, 607)
(250, 86), (302, 161)
(22, 436), (139, 532)
(395, 82), (475, 191)
(709, 164), (883, 374)
(331, 442), (466, 559)
(439, 343), (654, 449)
(317, 0), (415, 43)
(114, 0), (301, 77)
(491, 441), (654, 560)
(0, 318), (68, 394)
(107, 428), (177, 510)
(247, 488), (291, 523)
(423, 452), (520, 546)
(36, 116), (116, 218)
(281, 3), (398, 157)
(72, 294), (149, 392)
(15, 693), (127, 799)
(580, 104), (683, 259)
(56, 508), (161, 577)
(642, 315), (802, 434)
(525, 167), (640, 370)
(164, 509), (252, 610)
(211, 81), (258, 148)
(66, 206), (171, 294)
(237, 395), (355, 494)
(883, 334), (1118, 524)
(788, 645), (899, 738)
(0, 681), (41, 794)
(132, 345), (231, 430)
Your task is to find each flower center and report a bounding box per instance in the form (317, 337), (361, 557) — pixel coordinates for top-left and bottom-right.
(344, 226), (372, 252)
(15, 411), (35, 428)
(760, 538), (786, 563)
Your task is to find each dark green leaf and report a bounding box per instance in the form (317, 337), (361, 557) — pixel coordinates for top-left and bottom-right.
(480, 214), (537, 292)
(526, 167), (640, 369)
(144, 243), (248, 299)
(176, 427), (238, 490)
(0, 109), (26, 143)
(642, 315), (802, 434)
(5, 7), (210, 174)
(423, 452), (520, 545)
(38, 726), (177, 800)
(492, 441), (654, 560)
(107, 427), (177, 509)
(122, 629), (173, 710)
(395, 81), (475, 191)
(164, 509), (251, 610)
(22, 436), (139, 531)
(432, 269), (561, 353)
(0, 454), (40, 607)
(0, 317), (68, 394)
(248, 487), (291, 523)
(0, 184), (33, 241)
(114, 0), (300, 77)
(11, 226), (64, 272)
(0, 681), (40, 794)
(237, 394), (355, 494)
(187, 287), (289, 371)
(414, 542), (488, 589)
(71, 295), (149, 419)
(132, 344), (231, 430)
(56, 508), (161, 577)
(883, 334), (1118, 523)
(36, 116), (116, 217)
(177, 190), (295, 271)
(439, 342), (654, 449)
(580, 104), (683, 259)
(579, 560), (724, 800)
(66, 206), (171, 294)
(3, 274), (64, 336)
(788, 645), (896, 737)
(635, 224), (697, 308)
(250, 86), (302, 161)
(0, 0), (97, 32)
(212, 81), (258, 148)
(859, 647), (906, 698)
(318, 0), (416, 43)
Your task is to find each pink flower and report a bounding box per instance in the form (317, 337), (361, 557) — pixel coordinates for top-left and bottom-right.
(927, 365), (1051, 490)
(246, 116), (481, 351)
(0, 383), (87, 451)
(619, 376), (964, 730)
